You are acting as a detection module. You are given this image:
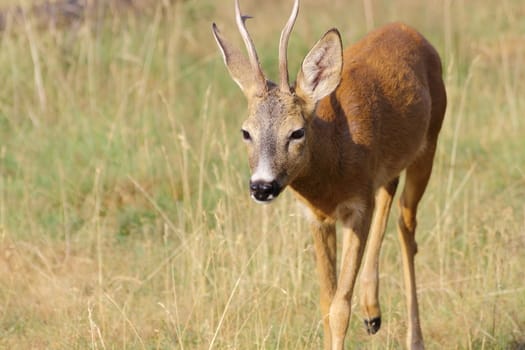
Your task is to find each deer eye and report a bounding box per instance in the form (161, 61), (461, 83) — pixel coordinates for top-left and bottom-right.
(290, 128), (305, 140)
(241, 129), (252, 141)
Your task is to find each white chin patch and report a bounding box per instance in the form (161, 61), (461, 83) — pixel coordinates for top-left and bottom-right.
(250, 194), (275, 204)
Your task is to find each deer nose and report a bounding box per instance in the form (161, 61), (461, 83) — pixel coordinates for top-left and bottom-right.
(249, 180), (281, 202)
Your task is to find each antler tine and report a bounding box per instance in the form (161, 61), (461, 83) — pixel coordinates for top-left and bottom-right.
(278, 0), (299, 92)
(235, 0), (266, 93)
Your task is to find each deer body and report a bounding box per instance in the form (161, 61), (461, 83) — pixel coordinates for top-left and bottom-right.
(291, 22), (445, 219)
(212, 2), (446, 349)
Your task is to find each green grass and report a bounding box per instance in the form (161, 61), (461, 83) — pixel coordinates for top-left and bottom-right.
(0, 0), (524, 349)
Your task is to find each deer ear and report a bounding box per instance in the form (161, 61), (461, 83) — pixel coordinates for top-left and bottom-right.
(295, 29), (343, 114)
(212, 23), (261, 99)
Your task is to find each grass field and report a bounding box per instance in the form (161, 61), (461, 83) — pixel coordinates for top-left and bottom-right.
(0, 0), (524, 349)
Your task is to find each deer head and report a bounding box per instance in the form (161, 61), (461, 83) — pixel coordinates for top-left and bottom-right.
(212, 0), (343, 203)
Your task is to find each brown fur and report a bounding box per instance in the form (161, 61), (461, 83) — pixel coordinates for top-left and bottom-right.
(213, 3), (446, 348)
(292, 22), (446, 219)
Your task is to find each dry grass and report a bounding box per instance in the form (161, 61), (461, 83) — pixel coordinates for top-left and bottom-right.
(0, 0), (524, 349)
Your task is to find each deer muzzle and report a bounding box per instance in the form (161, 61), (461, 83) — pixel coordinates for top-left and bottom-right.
(249, 180), (282, 203)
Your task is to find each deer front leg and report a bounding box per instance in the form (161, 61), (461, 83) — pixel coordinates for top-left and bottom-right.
(310, 220), (337, 350)
(329, 201), (374, 350)
(360, 178), (399, 335)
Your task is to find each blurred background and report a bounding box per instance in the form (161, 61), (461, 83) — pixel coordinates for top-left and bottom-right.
(0, 0), (523, 349)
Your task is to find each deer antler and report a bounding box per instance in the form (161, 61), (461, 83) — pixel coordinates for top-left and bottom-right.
(235, 0), (266, 93)
(279, 0), (299, 92)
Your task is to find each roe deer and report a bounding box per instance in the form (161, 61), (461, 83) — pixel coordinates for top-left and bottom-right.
(212, 0), (446, 349)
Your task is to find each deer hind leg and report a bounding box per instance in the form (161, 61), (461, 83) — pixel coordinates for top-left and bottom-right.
(359, 177), (399, 335)
(397, 144), (437, 350)
(311, 220), (337, 350)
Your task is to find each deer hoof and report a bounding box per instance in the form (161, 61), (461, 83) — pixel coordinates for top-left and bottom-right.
(364, 317), (381, 335)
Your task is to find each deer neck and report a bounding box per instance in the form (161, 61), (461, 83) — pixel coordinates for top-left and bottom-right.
(290, 101), (360, 217)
